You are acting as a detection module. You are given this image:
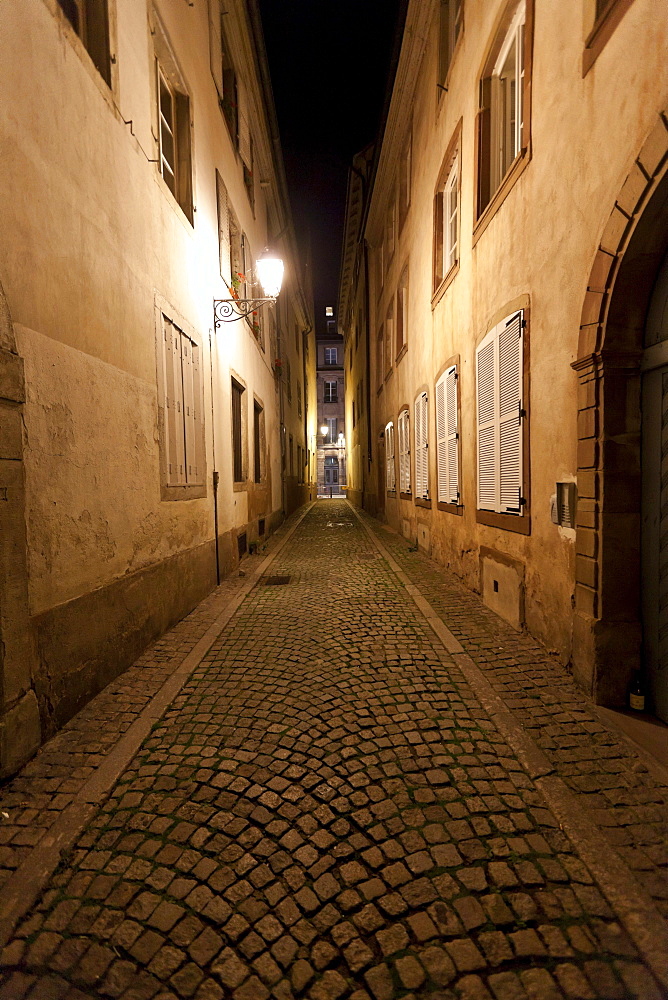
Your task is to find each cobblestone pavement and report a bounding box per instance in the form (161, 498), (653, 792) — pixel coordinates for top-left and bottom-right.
(0, 501), (667, 999)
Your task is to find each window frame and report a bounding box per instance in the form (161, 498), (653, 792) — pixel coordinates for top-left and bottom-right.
(154, 38), (194, 225)
(414, 391), (431, 506)
(324, 380), (338, 404)
(385, 421), (396, 494)
(231, 377), (247, 485)
(325, 417), (338, 444)
(433, 122), (462, 302)
(396, 266), (409, 361)
(324, 347), (338, 365)
(474, 0), (534, 238)
(398, 407), (411, 498)
(56, 0), (112, 86)
(583, 0), (637, 75)
(475, 305), (531, 533)
(438, 0), (464, 91)
(155, 304), (206, 502)
(253, 398), (264, 484)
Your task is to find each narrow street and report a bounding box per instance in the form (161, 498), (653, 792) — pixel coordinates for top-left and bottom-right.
(1, 500), (667, 1000)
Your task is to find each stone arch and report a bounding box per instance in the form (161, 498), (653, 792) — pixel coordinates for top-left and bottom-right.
(572, 111), (668, 706)
(0, 278), (40, 779)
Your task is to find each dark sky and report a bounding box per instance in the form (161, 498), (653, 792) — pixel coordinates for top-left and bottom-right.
(257, 0), (403, 333)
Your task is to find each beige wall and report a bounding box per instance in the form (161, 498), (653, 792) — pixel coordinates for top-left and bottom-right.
(348, 0), (666, 672)
(0, 0), (313, 767)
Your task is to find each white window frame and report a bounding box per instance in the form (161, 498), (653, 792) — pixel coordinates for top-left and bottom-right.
(324, 380), (338, 403)
(439, 0), (463, 84)
(476, 310), (525, 515)
(158, 66), (177, 197)
(324, 347), (338, 365)
(325, 417), (337, 444)
(414, 392), (429, 500)
(491, 2), (525, 193)
(385, 421), (396, 492)
(398, 409), (411, 494)
(436, 365), (460, 504)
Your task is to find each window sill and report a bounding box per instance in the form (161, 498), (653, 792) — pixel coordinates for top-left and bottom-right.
(473, 147), (531, 248)
(376, 384), (384, 397)
(233, 480), (248, 493)
(415, 497), (432, 509)
(161, 483), (207, 501)
(395, 344), (408, 366)
(476, 509), (531, 535)
(387, 490), (397, 498)
(437, 501), (463, 515)
(583, 0), (636, 75)
(400, 491), (412, 501)
(384, 369), (394, 384)
(432, 261), (460, 309)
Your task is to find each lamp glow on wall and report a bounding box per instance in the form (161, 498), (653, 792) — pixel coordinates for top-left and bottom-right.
(214, 248), (284, 327)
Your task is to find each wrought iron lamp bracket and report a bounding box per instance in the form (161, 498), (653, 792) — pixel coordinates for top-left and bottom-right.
(213, 297), (276, 327)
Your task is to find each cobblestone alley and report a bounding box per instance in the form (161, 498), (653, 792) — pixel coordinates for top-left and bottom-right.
(1, 500), (667, 1000)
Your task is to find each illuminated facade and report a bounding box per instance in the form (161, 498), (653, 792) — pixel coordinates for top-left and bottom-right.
(340, 0), (668, 716)
(316, 309), (346, 496)
(0, 0), (315, 776)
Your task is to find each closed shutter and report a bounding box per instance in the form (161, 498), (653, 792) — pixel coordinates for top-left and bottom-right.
(190, 340), (203, 484)
(385, 422), (395, 491)
(181, 334), (196, 483)
(398, 409), (410, 494)
(208, 0), (223, 99)
(499, 312), (523, 512)
(216, 170), (231, 283)
(436, 365), (459, 503)
(476, 310), (524, 513)
(237, 81), (252, 170)
(415, 392), (429, 499)
(164, 317), (185, 486)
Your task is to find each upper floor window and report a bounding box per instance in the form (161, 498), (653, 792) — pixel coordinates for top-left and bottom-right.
(384, 302), (394, 377)
(325, 417), (338, 444)
(477, 1), (530, 220)
(398, 131), (412, 231)
(436, 365), (460, 506)
(209, 1), (238, 143)
(324, 347), (338, 365)
(324, 380), (338, 403)
(397, 267), (408, 358)
(155, 31), (193, 224)
(439, 0), (463, 86)
(57, 0), (111, 85)
(434, 149), (459, 293)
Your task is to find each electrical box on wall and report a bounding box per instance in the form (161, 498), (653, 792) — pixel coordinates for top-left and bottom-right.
(552, 482), (577, 528)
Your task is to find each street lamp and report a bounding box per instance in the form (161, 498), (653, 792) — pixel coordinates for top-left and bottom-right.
(214, 248), (284, 327)
(320, 424), (328, 437)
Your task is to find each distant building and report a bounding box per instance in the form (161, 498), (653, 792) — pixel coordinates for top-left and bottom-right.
(0, 0), (315, 778)
(339, 0), (668, 720)
(317, 308), (346, 496)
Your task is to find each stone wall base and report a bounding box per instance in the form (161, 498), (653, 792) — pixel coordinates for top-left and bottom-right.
(0, 690), (41, 782)
(572, 611), (642, 707)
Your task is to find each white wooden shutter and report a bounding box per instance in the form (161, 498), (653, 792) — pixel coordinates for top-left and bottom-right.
(476, 311), (524, 513)
(385, 422), (395, 491)
(237, 81), (252, 169)
(436, 365), (459, 503)
(499, 312), (523, 512)
(208, 0), (223, 100)
(415, 392), (429, 499)
(181, 333), (196, 483)
(163, 317), (185, 486)
(216, 170), (231, 283)
(398, 409), (410, 494)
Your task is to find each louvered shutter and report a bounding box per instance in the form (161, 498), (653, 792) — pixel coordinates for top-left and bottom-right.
(398, 409), (410, 494)
(477, 311), (524, 513)
(436, 365), (459, 503)
(164, 318), (185, 486)
(237, 82), (252, 170)
(385, 422), (395, 491)
(415, 392), (428, 499)
(477, 330), (497, 510)
(436, 373), (448, 502)
(216, 171), (231, 283)
(208, 0), (223, 99)
(181, 334), (196, 483)
(499, 312), (523, 512)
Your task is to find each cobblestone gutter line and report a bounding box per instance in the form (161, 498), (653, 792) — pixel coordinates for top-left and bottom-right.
(351, 503), (668, 985)
(1, 501), (665, 999)
(0, 505), (314, 951)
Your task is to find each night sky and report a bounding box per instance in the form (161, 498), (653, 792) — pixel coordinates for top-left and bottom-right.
(258, 0), (404, 333)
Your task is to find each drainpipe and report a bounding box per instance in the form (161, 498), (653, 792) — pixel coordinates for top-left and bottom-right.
(209, 329), (220, 585)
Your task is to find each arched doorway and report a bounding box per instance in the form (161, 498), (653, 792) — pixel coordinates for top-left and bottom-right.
(572, 112), (668, 712)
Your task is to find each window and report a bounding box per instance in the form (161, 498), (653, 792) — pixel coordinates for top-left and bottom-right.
(325, 418), (337, 444)
(434, 152), (459, 292)
(216, 171), (231, 283)
(253, 401), (263, 483)
(289, 435), (294, 476)
(324, 347), (338, 365)
(57, 0), (111, 84)
(397, 268), (408, 357)
(414, 392), (429, 500)
(385, 302), (394, 377)
(376, 325), (384, 389)
(584, 0), (638, 74)
(398, 409), (411, 494)
(324, 380), (338, 403)
(439, 0), (463, 86)
(156, 52), (193, 223)
(399, 132), (412, 231)
(157, 314), (204, 497)
(325, 455), (339, 484)
(297, 380), (302, 417)
(385, 422), (396, 492)
(209, 1), (238, 143)
(237, 81), (254, 208)
(385, 203), (396, 263)
(231, 379), (245, 483)
(477, 1), (529, 219)
(286, 358), (292, 403)
(476, 310), (525, 516)
(376, 243), (384, 297)
(436, 365), (460, 505)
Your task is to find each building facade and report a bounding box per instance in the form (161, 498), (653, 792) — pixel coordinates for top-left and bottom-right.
(316, 309), (346, 496)
(0, 0), (315, 777)
(340, 0), (668, 719)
